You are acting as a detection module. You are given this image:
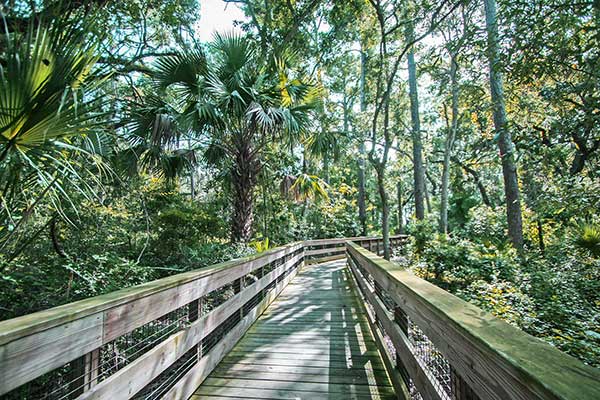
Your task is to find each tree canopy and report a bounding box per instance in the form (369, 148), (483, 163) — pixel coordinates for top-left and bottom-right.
(0, 0), (599, 369)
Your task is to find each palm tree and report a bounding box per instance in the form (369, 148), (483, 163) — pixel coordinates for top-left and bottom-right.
(154, 33), (320, 242)
(116, 94), (197, 182)
(0, 16), (110, 249)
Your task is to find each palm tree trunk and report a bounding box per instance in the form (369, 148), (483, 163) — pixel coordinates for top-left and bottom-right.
(231, 143), (258, 243)
(484, 0), (524, 250)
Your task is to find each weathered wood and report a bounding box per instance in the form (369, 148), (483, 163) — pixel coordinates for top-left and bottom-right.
(0, 243), (302, 395)
(0, 313), (103, 395)
(349, 256), (445, 400)
(305, 246), (346, 256)
(304, 235), (406, 247)
(213, 363), (387, 377)
(305, 253), (345, 265)
(201, 377), (397, 396)
(346, 264), (409, 400)
(193, 387), (396, 400)
(76, 252), (302, 400)
(0, 242), (303, 346)
(102, 244), (301, 343)
(162, 262), (299, 400)
(193, 260), (396, 400)
(347, 242), (600, 400)
(452, 367), (481, 400)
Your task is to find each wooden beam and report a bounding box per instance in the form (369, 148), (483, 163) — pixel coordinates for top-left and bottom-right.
(346, 242), (600, 400)
(76, 253), (303, 400)
(161, 262), (300, 400)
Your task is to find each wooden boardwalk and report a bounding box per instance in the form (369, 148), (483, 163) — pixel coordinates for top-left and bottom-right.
(193, 259), (396, 399)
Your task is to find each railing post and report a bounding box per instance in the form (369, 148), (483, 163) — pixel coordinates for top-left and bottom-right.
(69, 347), (100, 398)
(451, 367), (480, 400)
(189, 297), (203, 360)
(233, 277), (244, 319)
(394, 306), (411, 388)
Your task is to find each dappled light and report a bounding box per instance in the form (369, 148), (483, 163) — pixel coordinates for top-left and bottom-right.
(1, 0), (599, 399)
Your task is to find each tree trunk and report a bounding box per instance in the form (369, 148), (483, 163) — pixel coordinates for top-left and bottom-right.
(407, 22), (426, 221)
(484, 0), (524, 250)
(188, 138), (195, 200)
(397, 181), (404, 234)
(537, 216), (545, 253)
(231, 142), (259, 243)
(358, 142), (368, 236)
(50, 217), (68, 258)
(357, 49), (368, 236)
(376, 167), (390, 260)
(440, 56), (459, 234)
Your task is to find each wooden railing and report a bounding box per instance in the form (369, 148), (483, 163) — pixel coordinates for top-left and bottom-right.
(0, 242), (305, 400)
(0, 235), (404, 400)
(2, 235), (598, 400)
(346, 241), (600, 400)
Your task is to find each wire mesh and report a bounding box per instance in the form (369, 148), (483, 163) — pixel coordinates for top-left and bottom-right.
(1, 249), (303, 400)
(407, 318), (452, 399)
(348, 250), (453, 400)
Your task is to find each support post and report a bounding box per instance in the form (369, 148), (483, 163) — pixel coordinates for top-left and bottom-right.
(69, 348), (100, 398)
(451, 367), (480, 400)
(394, 306), (411, 388)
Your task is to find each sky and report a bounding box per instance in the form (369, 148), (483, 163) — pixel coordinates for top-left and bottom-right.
(197, 0), (246, 41)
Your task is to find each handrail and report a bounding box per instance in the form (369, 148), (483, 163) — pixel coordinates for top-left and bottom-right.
(0, 241), (305, 398)
(346, 241), (600, 400)
(0, 236), (404, 399)
(5, 235), (594, 400)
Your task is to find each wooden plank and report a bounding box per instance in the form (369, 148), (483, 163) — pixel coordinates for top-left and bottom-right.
(349, 257), (443, 400)
(200, 377), (396, 396)
(305, 254), (346, 265)
(347, 242), (600, 400)
(0, 243), (303, 395)
(346, 262), (410, 400)
(193, 260), (396, 400)
(0, 242), (303, 347)
(161, 262), (299, 400)
(76, 253), (302, 400)
(193, 387), (396, 400)
(304, 235), (406, 247)
(305, 247), (345, 256)
(221, 353), (386, 370)
(0, 313), (103, 395)
(241, 334), (376, 346)
(209, 369), (392, 386)
(102, 248), (303, 343)
(213, 363), (388, 377)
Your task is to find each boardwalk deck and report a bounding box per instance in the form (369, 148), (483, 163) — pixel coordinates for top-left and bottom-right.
(192, 259), (396, 400)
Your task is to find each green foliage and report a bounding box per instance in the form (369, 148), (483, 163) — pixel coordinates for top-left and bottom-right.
(407, 207), (600, 367)
(250, 237), (270, 252)
(572, 222), (600, 258)
(0, 15), (112, 248)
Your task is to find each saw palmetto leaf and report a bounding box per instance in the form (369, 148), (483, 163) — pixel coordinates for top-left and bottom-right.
(0, 15), (112, 246)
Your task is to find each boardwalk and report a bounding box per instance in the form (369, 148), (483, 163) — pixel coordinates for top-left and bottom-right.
(193, 259), (396, 399)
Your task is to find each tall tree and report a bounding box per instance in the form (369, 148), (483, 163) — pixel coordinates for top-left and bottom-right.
(483, 0), (524, 249)
(438, 4), (472, 234)
(357, 47), (369, 236)
(406, 18), (426, 221)
(154, 34), (319, 242)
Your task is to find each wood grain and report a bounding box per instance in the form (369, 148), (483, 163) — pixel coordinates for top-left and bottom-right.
(347, 242), (600, 400)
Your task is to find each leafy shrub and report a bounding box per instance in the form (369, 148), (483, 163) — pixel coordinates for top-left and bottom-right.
(572, 222), (600, 258)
